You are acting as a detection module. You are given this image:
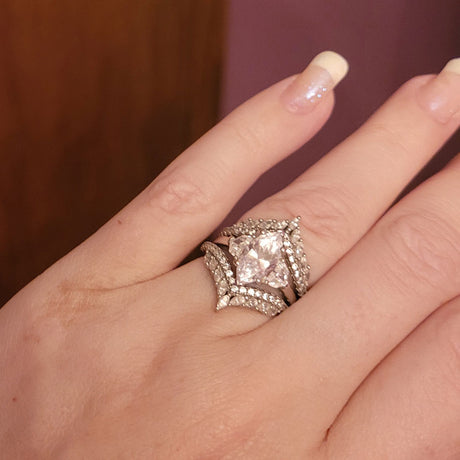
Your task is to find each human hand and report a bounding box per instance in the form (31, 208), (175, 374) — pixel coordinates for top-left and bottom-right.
(1, 52), (460, 459)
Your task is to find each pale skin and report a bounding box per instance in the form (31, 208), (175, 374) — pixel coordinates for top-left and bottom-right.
(1, 53), (460, 459)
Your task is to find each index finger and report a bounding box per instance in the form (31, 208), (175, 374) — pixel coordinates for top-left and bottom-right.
(71, 51), (348, 288)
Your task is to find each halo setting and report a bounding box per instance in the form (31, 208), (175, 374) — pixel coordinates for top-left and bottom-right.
(201, 217), (310, 317)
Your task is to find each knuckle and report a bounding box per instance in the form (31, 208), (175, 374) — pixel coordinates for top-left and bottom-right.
(358, 75), (437, 163)
(380, 211), (460, 290)
(362, 121), (413, 162)
(267, 184), (356, 250)
(221, 116), (266, 160)
(147, 168), (212, 216)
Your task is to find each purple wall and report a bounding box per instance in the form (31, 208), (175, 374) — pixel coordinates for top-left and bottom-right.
(220, 0), (460, 224)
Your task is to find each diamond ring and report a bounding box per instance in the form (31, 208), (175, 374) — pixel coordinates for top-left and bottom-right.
(201, 217), (310, 317)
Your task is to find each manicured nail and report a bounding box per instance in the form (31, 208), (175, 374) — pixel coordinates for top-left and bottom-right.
(280, 51), (349, 114)
(417, 58), (460, 123)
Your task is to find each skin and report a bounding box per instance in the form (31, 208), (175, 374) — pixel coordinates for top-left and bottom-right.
(1, 65), (460, 459)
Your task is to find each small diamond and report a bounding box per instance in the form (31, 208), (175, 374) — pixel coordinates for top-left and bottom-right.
(261, 302), (270, 313)
(276, 221), (285, 229)
(229, 295), (243, 306)
(208, 257), (217, 270)
(291, 231), (301, 243)
(260, 221), (270, 229)
(217, 295), (230, 309)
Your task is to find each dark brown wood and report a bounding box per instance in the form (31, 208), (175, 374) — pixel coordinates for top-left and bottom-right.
(0, 1), (226, 305)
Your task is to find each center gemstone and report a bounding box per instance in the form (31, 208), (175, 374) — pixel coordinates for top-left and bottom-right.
(228, 232), (289, 288)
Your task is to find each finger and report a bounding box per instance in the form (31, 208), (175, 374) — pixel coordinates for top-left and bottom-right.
(71, 51), (348, 288)
(242, 58), (460, 285)
(324, 296), (460, 459)
(257, 148), (460, 438)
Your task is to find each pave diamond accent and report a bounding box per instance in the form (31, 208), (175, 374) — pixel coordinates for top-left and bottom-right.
(201, 241), (288, 317)
(229, 232), (290, 288)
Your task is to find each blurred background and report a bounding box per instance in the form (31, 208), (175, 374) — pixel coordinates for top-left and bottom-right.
(1, 0), (459, 305)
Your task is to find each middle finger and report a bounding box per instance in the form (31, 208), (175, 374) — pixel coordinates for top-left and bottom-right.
(245, 58), (460, 285)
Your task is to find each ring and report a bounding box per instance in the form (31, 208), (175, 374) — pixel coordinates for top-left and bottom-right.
(201, 217), (310, 317)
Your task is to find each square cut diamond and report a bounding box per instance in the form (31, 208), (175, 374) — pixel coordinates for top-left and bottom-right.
(229, 232), (289, 288)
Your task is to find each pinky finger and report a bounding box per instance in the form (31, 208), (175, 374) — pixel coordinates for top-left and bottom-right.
(324, 296), (460, 459)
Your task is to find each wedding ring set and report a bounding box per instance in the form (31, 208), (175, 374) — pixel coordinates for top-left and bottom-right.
(201, 217), (310, 317)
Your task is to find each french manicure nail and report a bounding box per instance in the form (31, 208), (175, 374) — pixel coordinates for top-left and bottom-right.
(280, 51), (349, 114)
(417, 57), (460, 124)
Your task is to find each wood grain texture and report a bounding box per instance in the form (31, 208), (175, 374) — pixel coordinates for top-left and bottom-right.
(0, 1), (225, 305)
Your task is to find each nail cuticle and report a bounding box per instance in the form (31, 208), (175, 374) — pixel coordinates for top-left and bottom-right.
(417, 69), (460, 124)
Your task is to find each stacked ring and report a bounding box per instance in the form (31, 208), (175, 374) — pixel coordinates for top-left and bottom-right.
(201, 217), (310, 317)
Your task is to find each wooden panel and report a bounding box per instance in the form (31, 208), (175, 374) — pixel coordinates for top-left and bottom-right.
(0, 1), (225, 304)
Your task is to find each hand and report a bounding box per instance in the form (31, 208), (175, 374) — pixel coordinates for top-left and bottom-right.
(1, 52), (460, 459)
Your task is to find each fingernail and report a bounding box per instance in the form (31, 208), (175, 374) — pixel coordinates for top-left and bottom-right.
(280, 51), (349, 114)
(417, 58), (460, 124)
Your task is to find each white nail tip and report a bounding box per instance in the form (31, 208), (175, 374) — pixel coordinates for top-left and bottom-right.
(310, 51), (349, 86)
(443, 58), (460, 76)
